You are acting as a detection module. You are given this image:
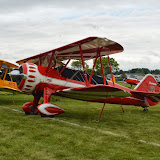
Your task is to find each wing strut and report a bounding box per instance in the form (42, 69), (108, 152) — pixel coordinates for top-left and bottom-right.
(9, 67), (13, 82)
(98, 102), (106, 121)
(108, 56), (115, 85)
(59, 59), (71, 75)
(47, 52), (55, 72)
(79, 45), (89, 86)
(3, 67), (8, 80)
(88, 52), (99, 85)
(38, 57), (41, 66)
(99, 51), (106, 85)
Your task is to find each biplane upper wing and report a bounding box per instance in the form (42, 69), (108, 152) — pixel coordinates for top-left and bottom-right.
(0, 59), (18, 69)
(56, 85), (131, 101)
(16, 37), (123, 67)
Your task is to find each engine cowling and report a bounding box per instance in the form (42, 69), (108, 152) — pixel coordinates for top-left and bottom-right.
(11, 63), (43, 94)
(10, 62), (66, 116)
(19, 63), (41, 93)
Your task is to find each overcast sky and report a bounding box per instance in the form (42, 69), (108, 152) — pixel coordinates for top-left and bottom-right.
(0, 0), (160, 70)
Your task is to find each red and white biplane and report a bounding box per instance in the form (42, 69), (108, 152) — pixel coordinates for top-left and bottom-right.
(10, 37), (160, 118)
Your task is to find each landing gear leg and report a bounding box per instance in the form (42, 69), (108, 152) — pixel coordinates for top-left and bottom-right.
(22, 92), (42, 115)
(37, 87), (65, 117)
(129, 84), (132, 89)
(121, 104), (124, 113)
(25, 111), (31, 115)
(97, 102), (106, 122)
(143, 97), (149, 112)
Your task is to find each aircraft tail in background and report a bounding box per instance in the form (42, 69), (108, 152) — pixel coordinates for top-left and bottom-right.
(134, 74), (159, 93)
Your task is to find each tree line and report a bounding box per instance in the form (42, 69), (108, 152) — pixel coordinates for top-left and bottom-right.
(71, 58), (160, 75)
(123, 68), (160, 75)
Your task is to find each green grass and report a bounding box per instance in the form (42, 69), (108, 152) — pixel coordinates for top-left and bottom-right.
(117, 81), (136, 89)
(0, 92), (160, 160)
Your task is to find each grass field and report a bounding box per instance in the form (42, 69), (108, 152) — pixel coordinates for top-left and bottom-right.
(1, 88), (160, 160)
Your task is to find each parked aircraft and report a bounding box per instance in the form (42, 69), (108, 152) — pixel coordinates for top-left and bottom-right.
(10, 37), (160, 118)
(0, 59), (20, 92)
(126, 77), (160, 87)
(125, 77), (140, 88)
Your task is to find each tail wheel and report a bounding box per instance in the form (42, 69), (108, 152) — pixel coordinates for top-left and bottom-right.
(25, 111), (31, 115)
(40, 113), (55, 118)
(143, 108), (148, 112)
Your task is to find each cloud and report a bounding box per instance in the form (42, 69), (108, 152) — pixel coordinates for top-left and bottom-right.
(0, 0), (160, 14)
(0, 0), (160, 70)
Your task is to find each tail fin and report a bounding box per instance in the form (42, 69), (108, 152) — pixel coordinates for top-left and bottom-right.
(134, 74), (159, 93)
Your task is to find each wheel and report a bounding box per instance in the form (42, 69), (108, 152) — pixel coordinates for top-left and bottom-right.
(40, 113), (54, 118)
(24, 111), (30, 115)
(22, 102), (38, 115)
(143, 108), (148, 112)
(22, 102), (33, 113)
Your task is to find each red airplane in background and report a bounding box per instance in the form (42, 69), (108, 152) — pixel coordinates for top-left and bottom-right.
(126, 77), (160, 88)
(126, 77), (140, 88)
(10, 37), (160, 118)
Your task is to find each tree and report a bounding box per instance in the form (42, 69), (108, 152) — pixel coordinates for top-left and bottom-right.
(129, 68), (150, 74)
(94, 57), (119, 75)
(119, 72), (127, 81)
(151, 69), (160, 74)
(71, 60), (89, 70)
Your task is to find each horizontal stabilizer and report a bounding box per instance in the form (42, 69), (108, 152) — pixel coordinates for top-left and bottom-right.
(133, 74), (160, 102)
(57, 85), (131, 101)
(131, 90), (160, 102)
(135, 74), (159, 92)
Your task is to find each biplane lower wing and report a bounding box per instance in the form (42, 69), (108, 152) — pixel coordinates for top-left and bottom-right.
(0, 84), (21, 92)
(57, 85), (131, 102)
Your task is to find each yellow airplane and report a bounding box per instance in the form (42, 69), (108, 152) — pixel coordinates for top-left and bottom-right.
(0, 59), (21, 92)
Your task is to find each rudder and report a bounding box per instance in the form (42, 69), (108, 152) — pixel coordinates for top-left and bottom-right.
(134, 74), (159, 93)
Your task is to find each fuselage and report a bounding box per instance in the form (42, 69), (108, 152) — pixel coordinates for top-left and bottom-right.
(18, 63), (86, 93)
(14, 63), (158, 107)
